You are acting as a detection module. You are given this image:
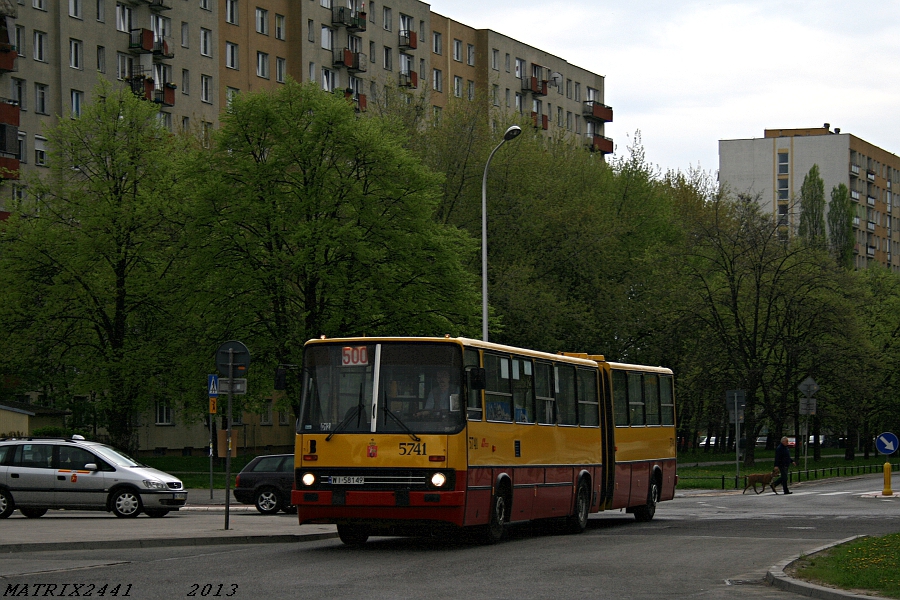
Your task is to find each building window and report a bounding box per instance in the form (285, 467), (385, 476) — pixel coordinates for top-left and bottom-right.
(96, 0), (105, 22)
(452, 39), (461, 61)
(34, 83), (48, 115)
(321, 67), (336, 92)
(226, 42), (239, 69)
(181, 22), (189, 47)
(200, 0), (209, 9)
(777, 178), (788, 200)
(256, 52), (269, 78)
(307, 19), (314, 42)
(320, 0), (331, 7)
(566, 111), (573, 130)
(383, 46), (392, 70)
(225, 0), (238, 24)
(34, 136), (47, 166)
(181, 68), (189, 94)
(69, 0), (82, 18)
(467, 80), (474, 100)
(225, 87), (238, 106)
(514, 58), (523, 78)
(321, 26), (332, 51)
(505, 53), (510, 72)
(33, 0), (46, 10)
(275, 14), (285, 40)
(256, 8), (268, 34)
(115, 3), (131, 32)
(491, 48), (498, 70)
(116, 52), (132, 80)
(467, 43), (475, 66)
(432, 31), (441, 54)
(96, 45), (105, 72)
(278, 410), (289, 426)
(276, 57), (286, 83)
(11, 78), (25, 110)
(14, 26), (23, 57)
(491, 84), (499, 106)
(432, 68), (442, 92)
(200, 74), (211, 103)
(260, 403), (272, 426)
(574, 82), (581, 101)
(155, 400), (173, 425)
(69, 39), (83, 69)
(505, 88), (510, 108)
(16, 132), (25, 163)
(33, 31), (47, 62)
(200, 28), (212, 57)
(453, 76), (462, 98)
(514, 92), (522, 112)
(778, 151), (789, 175)
(382, 6), (391, 31)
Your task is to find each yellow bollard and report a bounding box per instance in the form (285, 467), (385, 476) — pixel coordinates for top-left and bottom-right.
(884, 462), (894, 496)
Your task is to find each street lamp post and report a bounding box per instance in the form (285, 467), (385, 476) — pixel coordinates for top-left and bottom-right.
(481, 125), (522, 342)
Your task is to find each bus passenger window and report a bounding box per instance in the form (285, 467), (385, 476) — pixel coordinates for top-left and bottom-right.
(644, 373), (660, 425)
(577, 368), (599, 426)
(628, 372), (644, 426)
(556, 364), (577, 425)
(512, 358), (535, 423)
(484, 353), (512, 422)
(660, 375), (675, 426)
(465, 348), (482, 420)
(612, 370), (628, 426)
(535, 362), (555, 424)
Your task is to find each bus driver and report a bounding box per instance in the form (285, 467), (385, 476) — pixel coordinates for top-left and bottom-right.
(416, 370), (458, 416)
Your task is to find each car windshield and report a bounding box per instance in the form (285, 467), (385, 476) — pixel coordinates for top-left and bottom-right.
(91, 444), (147, 468)
(298, 342), (465, 435)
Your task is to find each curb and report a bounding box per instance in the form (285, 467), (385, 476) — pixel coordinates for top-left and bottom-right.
(766, 536), (873, 599)
(0, 531), (339, 554)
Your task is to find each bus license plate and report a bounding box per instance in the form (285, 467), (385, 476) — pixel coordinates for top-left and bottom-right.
(330, 476), (364, 485)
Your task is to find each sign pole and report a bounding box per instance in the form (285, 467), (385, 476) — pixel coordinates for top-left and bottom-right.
(207, 374), (218, 501)
(225, 348), (233, 530)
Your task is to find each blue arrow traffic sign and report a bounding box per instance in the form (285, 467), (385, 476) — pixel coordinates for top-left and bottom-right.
(208, 374), (219, 398)
(876, 432), (898, 455)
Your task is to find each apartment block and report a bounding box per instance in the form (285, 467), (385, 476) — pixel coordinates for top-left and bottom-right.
(719, 125), (900, 271)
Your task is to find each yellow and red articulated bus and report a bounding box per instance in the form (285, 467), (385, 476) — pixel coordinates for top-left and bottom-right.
(291, 336), (676, 545)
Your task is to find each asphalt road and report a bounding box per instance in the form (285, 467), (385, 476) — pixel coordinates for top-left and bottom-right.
(1, 473), (897, 600)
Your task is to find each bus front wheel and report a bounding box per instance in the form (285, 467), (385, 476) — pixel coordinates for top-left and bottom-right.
(633, 479), (659, 522)
(337, 524), (369, 546)
(480, 488), (509, 544)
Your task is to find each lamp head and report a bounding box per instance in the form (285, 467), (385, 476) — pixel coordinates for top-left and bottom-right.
(504, 125), (522, 142)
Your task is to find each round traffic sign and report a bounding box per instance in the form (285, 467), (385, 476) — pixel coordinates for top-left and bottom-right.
(216, 340), (250, 377)
(875, 432), (898, 455)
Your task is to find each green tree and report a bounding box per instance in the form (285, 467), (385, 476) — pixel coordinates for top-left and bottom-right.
(193, 82), (480, 412)
(827, 183), (854, 269)
(0, 82), (195, 452)
(799, 164), (826, 248)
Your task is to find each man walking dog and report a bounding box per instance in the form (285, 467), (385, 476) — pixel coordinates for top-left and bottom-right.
(771, 436), (796, 494)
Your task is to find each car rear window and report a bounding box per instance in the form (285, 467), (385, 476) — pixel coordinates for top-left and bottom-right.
(252, 456), (286, 472)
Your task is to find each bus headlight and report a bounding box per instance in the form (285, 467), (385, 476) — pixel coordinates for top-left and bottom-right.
(301, 473), (316, 486)
(430, 472), (447, 487)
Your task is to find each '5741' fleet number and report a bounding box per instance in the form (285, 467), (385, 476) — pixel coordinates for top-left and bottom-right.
(398, 442), (426, 455)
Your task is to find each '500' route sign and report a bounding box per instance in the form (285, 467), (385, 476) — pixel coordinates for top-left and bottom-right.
(342, 346), (369, 366)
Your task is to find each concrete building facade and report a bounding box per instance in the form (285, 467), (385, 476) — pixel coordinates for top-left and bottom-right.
(719, 125), (900, 271)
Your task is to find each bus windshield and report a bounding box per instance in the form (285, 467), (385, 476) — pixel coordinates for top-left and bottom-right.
(298, 342), (465, 435)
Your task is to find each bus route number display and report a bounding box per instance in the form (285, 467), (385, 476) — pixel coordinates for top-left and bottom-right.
(341, 346), (369, 366)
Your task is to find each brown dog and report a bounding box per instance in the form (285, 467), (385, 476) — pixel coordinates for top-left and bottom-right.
(743, 469), (779, 494)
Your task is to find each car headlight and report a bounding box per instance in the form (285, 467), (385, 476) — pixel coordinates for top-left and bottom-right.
(430, 472), (447, 487)
(301, 473), (316, 486)
(142, 480), (168, 490)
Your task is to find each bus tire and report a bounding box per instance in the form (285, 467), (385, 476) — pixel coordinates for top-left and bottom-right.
(633, 479), (659, 522)
(565, 480), (590, 534)
(480, 485), (509, 544)
(337, 524), (369, 546)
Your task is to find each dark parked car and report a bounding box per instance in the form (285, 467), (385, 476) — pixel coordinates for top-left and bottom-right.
(233, 454), (294, 515)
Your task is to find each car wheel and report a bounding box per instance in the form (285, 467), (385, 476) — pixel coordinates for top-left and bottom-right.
(144, 509), (169, 518)
(337, 524), (369, 546)
(254, 487), (282, 515)
(20, 507), (48, 518)
(111, 489), (142, 518)
(0, 489), (14, 519)
(633, 479), (659, 523)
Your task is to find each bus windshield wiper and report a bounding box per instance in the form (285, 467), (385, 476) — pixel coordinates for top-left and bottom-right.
(382, 405), (420, 442)
(326, 383), (366, 442)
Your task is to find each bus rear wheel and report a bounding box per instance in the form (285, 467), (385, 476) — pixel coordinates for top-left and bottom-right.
(633, 479), (659, 522)
(337, 524), (369, 546)
(565, 480), (590, 534)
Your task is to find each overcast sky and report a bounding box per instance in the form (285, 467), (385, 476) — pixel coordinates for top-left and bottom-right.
(425, 0), (900, 177)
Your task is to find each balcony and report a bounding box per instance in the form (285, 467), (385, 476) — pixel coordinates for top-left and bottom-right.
(399, 70), (418, 89)
(129, 29), (155, 53)
(851, 190), (860, 201)
(853, 216), (860, 227)
(153, 37), (174, 59)
(332, 6), (366, 32)
(531, 112), (548, 130)
(853, 243), (860, 255)
(521, 76), (547, 96)
(344, 90), (367, 112)
(147, 0), (172, 9)
(583, 100), (613, 123)
(0, 97), (20, 128)
(867, 246), (876, 257)
(867, 170), (876, 182)
(868, 195), (876, 206)
(868, 221), (876, 232)
(333, 49), (367, 73)
(850, 163), (860, 177)
(587, 134), (614, 154)
(399, 30), (417, 50)
(0, 154), (19, 180)
(0, 43), (17, 73)
(153, 83), (177, 107)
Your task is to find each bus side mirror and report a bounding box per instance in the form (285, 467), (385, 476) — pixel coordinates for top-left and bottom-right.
(467, 368), (486, 391)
